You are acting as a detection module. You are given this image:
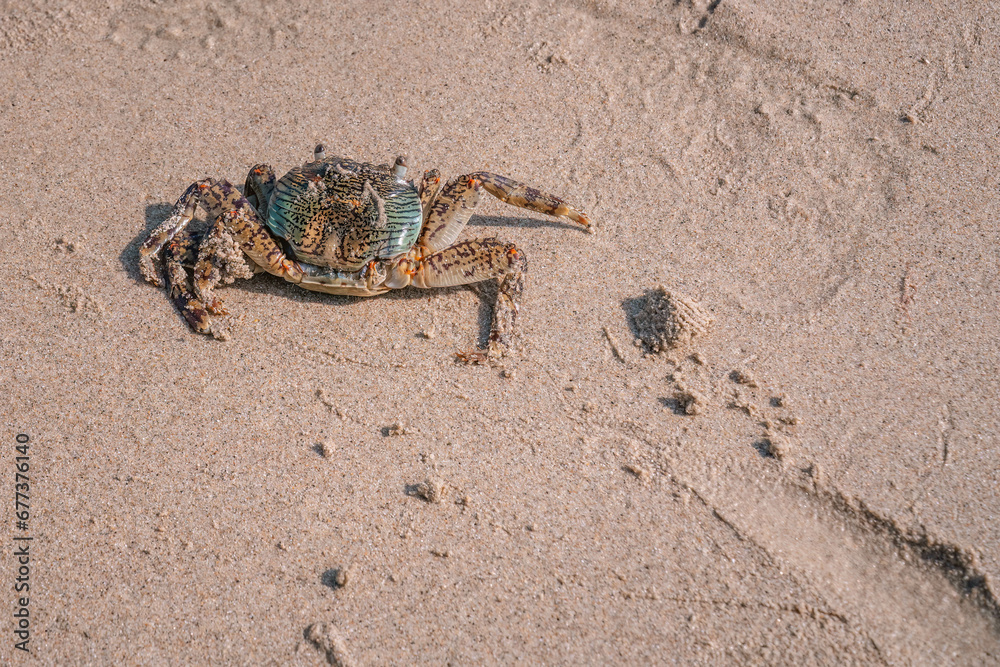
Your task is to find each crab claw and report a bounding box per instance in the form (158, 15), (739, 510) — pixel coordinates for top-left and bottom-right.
(138, 249), (165, 287)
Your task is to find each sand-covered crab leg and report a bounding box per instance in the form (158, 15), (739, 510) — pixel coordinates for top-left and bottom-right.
(162, 221), (257, 337)
(139, 176), (305, 335)
(141, 177), (301, 282)
(162, 227), (216, 333)
(140, 179), (221, 286)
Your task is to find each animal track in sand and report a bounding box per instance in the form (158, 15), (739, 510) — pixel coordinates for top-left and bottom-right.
(615, 356), (1000, 663)
(28, 275), (106, 316)
(693, 469), (1000, 663)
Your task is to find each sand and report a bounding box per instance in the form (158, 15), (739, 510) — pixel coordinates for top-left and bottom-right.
(2, 0), (999, 664)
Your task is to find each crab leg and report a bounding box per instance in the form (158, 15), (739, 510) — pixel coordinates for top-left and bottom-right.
(191, 214), (256, 312)
(161, 222), (258, 336)
(139, 179), (215, 286)
(163, 227), (216, 334)
(411, 237), (527, 358)
(139, 176), (307, 336)
(418, 172), (590, 254)
(138, 178), (252, 281)
(140, 178), (303, 285)
(418, 168), (442, 220)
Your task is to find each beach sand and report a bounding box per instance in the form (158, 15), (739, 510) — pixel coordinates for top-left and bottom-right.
(2, 0), (998, 663)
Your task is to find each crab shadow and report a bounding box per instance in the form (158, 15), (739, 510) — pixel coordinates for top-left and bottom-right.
(118, 202), (176, 285)
(237, 255), (499, 349)
(125, 205), (584, 348)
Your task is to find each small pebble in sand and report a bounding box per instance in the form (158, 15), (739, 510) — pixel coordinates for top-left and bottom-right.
(675, 383), (708, 415)
(762, 435), (793, 461)
(624, 463), (650, 481)
(55, 236), (77, 252)
(633, 286), (714, 353)
(334, 563), (356, 588)
(305, 622), (355, 667)
(415, 478), (445, 503)
(731, 368), (759, 387)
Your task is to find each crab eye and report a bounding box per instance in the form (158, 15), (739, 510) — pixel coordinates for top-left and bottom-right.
(392, 155), (408, 180)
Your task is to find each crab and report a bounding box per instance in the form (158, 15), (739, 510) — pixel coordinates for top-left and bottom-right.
(138, 144), (590, 358)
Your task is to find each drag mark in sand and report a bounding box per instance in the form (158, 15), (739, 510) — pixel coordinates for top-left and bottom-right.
(678, 462), (1000, 664)
(606, 334), (999, 662)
